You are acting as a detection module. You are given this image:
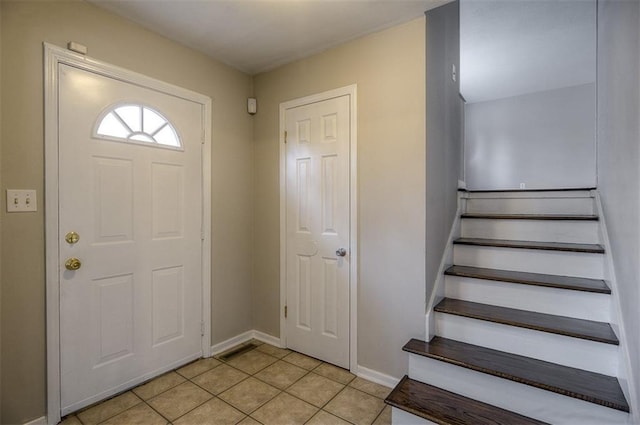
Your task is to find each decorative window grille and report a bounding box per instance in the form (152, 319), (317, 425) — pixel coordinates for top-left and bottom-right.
(95, 104), (181, 149)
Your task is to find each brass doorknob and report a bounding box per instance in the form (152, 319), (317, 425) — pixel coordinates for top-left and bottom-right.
(65, 258), (82, 271)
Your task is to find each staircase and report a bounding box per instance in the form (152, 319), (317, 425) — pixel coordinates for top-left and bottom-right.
(385, 189), (631, 425)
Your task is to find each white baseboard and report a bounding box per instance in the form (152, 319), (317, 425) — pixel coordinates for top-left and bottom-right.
(24, 416), (47, 425)
(355, 365), (400, 389)
(252, 330), (284, 347)
(210, 330), (255, 355)
(210, 329), (284, 355)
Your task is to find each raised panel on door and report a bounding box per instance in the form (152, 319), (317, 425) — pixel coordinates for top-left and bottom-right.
(285, 94), (350, 368)
(152, 266), (184, 346)
(321, 257), (339, 338)
(92, 157), (134, 243)
(93, 274), (134, 366)
(296, 158), (312, 234)
(296, 255), (313, 331)
(151, 162), (184, 239)
(321, 154), (338, 235)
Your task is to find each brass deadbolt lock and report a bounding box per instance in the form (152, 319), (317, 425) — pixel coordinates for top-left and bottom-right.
(65, 231), (80, 244)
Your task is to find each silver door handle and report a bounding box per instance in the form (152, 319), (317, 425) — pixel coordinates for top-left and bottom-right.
(336, 248), (347, 257)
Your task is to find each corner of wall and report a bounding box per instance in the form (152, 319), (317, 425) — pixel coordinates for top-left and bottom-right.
(595, 0), (640, 418)
(248, 73), (257, 336)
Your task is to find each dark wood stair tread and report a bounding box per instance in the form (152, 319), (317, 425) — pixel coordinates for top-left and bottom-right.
(445, 265), (611, 294)
(461, 213), (598, 221)
(404, 337), (629, 412)
(434, 298), (618, 345)
(454, 237), (605, 253)
(385, 375), (549, 425)
(460, 188), (596, 193)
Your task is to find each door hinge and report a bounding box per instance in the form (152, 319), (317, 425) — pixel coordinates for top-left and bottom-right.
(201, 321), (205, 337)
(284, 131), (287, 144)
(284, 305), (288, 318)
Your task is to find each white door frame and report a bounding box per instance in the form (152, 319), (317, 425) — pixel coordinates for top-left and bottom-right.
(279, 85), (358, 372)
(44, 43), (212, 425)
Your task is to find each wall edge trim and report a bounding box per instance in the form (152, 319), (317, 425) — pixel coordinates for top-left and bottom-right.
(24, 416), (47, 425)
(355, 365), (400, 389)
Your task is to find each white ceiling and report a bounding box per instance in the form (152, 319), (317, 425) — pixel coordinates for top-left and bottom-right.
(90, 0), (450, 75)
(460, 0), (596, 103)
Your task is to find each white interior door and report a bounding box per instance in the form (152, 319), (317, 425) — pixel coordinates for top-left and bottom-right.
(285, 95), (351, 368)
(58, 64), (204, 414)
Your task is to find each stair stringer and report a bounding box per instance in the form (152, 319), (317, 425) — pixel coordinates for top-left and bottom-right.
(594, 190), (639, 423)
(425, 191), (465, 339)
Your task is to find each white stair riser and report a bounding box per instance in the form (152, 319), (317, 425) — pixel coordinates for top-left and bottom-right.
(465, 197), (594, 215)
(453, 245), (604, 278)
(409, 354), (629, 425)
(444, 276), (611, 322)
(391, 408), (436, 425)
(435, 313), (619, 376)
(461, 219), (599, 244)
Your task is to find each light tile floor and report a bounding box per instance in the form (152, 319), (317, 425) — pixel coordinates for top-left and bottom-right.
(60, 340), (392, 425)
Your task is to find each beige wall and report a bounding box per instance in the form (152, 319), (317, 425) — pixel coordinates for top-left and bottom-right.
(252, 18), (426, 379)
(0, 1), (253, 423)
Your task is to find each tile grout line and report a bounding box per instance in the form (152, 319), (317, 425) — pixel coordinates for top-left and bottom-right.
(310, 385), (357, 424)
(243, 360), (341, 423)
(141, 398), (173, 424)
(218, 350), (287, 421)
(138, 377), (207, 423)
(83, 392), (145, 425)
(221, 350), (348, 424)
(170, 361), (254, 424)
(370, 403), (390, 425)
(249, 352), (359, 417)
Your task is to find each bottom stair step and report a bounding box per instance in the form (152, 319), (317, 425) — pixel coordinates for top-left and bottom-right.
(385, 376), (549, 425)
(404, 337), (629, 412)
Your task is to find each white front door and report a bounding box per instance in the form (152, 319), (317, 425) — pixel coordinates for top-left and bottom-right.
(58, 64), (204, 414)
(284, 95), (351, 368)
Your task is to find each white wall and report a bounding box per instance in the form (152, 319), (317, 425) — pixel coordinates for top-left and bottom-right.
(465, 84), (596, 190)
(426, 2), (463, 300)
(597, 0), (640, 418)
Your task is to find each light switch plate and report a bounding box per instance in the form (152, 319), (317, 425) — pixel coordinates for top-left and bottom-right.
(6, 189), (37, 212)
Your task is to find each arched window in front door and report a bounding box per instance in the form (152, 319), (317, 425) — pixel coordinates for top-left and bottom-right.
(94, 103), (181, 149)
